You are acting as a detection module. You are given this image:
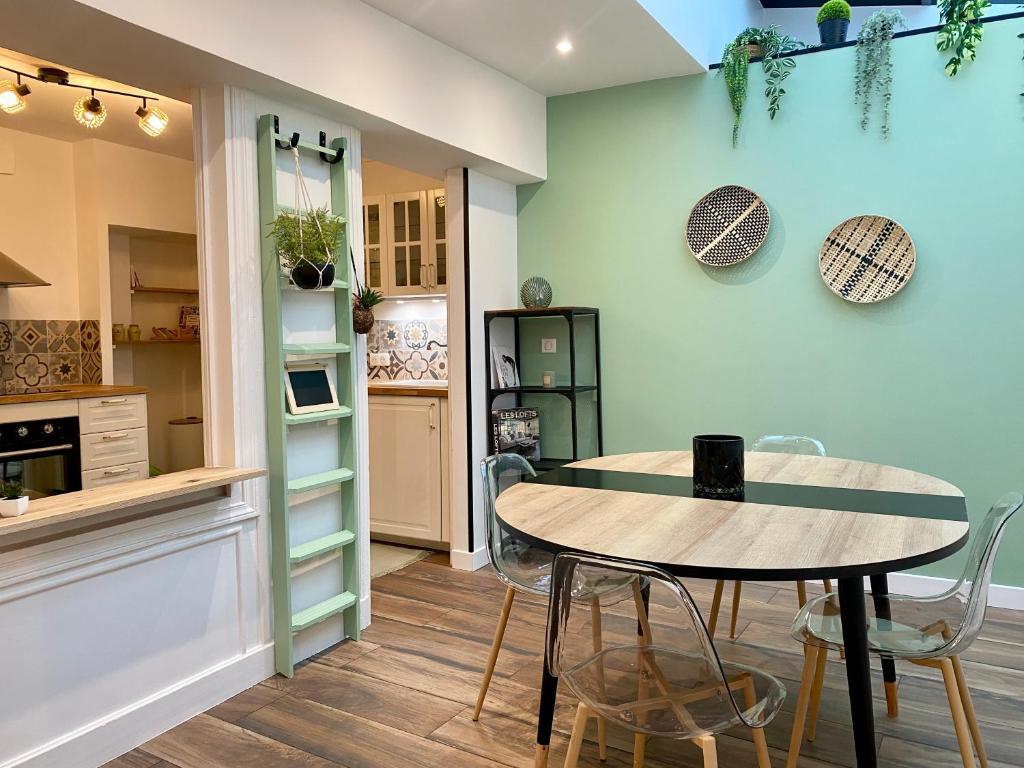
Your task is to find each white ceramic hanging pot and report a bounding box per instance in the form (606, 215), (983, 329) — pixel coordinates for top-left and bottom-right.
(0, 495), (29, 517)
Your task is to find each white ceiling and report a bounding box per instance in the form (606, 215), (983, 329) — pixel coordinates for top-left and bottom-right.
(359, 0), (704, 96)
(0, 46), (192, 160)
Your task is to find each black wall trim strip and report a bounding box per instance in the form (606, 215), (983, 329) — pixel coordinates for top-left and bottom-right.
(527, 466), (967, 522)
(462, 167), (474, 551)
(707, 11), (1024, 70)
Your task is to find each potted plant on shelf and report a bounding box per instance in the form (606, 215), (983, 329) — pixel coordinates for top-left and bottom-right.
(0, 481), (29, 518)
(270, 205), (344, 290)
(721, 26), (804, 147)
(349, 247), (383, 334)
(817, 0), (852, 45)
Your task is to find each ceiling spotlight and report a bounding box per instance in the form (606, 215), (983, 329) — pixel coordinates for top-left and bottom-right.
(556, 39), (573, 54)
(136, 99), (169, 137)
(73, 90), (107, 129)
(0, 76), (30, 114)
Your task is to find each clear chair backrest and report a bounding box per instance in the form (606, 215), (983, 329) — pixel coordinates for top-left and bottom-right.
(939, 491), (1023, 656)
(546, 552), (783, 735)
(479, 453), (537, 586)
(752, 434), (827, 457)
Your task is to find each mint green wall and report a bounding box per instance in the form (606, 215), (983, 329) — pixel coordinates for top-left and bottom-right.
(517, 20), (1024, 586)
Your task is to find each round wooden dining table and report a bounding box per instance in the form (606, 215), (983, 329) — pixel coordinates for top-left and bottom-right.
(495, 451), (970, 768)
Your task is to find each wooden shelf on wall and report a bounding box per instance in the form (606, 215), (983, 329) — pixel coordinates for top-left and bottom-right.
(130, 286), (200, 295)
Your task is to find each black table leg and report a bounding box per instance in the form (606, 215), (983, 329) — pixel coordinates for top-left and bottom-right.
(870, 573), (899, 718)
(838, 577), (877, 768)
(534, 663), (557, 767)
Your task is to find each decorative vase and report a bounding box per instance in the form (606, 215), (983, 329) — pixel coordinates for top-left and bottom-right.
(818, 19), (849, 45)
(520, 276), (553, 308)
(692, 435), (745, 500)
(353, 306), (375, 335)
(291, 262), (335, 290)
(0, 496), (29, 518)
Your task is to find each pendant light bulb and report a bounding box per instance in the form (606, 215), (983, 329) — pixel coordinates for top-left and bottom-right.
(0, 76), (30, 114)
(135, 99), (168, 137)
(73, 90), (107, 129)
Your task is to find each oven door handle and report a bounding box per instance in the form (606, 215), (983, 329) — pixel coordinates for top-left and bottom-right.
(0, 443), (75, 460)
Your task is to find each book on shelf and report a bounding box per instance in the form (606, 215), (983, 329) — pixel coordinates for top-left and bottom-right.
(492, 408), (540, 461)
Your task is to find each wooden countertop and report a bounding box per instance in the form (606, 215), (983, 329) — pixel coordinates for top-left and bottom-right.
(0, 385), (147, 406)
(0, 466), (264, 549)
(368, 384), (448, 398)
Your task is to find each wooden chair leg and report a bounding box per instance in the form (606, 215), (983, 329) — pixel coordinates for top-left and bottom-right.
(884, 677), (899, 719)
(796, 580), (808, 608)
(729, 580), (743, 640)
(786, 646), (820, 768)
(590, 598), (608, 761)
(563, 703), (591, 768)
(951, 655), (987, 768)
(632, 734), (646, 768)
(806, 646), (829, 742)
(938, 658), (978, 768)
(741, 675), (772, 768)
(822, 578), (833, 594)
(693, 735), (718, 768)
(473, 586), (515, 721)
(708, 580), (725, 638)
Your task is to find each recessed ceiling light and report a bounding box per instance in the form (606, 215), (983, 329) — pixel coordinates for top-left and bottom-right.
(556, 39), (573, 55)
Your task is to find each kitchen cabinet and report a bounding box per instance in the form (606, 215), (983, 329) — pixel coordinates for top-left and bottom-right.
(79, 394), (150, 488)
(369, 394), (449, 543)
(363, 188), (447, 297)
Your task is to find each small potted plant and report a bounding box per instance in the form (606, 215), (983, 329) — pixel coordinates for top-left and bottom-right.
(349, 247), (383, 334)
(0, 481), (29, 518)
(270, 205), (345, 290)
(817, 0), (852, 45)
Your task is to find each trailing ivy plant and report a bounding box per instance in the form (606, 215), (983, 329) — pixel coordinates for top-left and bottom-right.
(855, 10), (906, 139)
(721, 26), (803, 146)
(936, 0), (991, 76)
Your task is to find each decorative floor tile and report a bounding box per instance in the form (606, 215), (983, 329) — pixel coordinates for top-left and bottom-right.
(81, 351), (102, 385)
(50, 353), (82, 385)
(403, 320), (427, 350)
(381, 321), (402, 350)
(427, 350), (448, 380)
(403, 350), (430, 380)
(0, 355), (14, 393)
(80, 319), (101, 353)
(0, 321), (11, 353)
(427, 319), (447, 346)
(47, 320), (81, 354)
(12, 320), (46, 354)
(12, 353), (49, 389)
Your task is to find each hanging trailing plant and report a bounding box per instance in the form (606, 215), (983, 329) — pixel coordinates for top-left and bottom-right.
(855, 10), (906, 139)
(936, 0), (992, 77)
(721, 26), (804, 147)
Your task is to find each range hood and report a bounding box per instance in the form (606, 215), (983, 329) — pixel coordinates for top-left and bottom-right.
(0, 250), (49, 288)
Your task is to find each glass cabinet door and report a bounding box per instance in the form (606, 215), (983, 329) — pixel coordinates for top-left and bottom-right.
(428, 188), (447, 293)
(363, 195), (384, 292)
(387, 192), (428, 295)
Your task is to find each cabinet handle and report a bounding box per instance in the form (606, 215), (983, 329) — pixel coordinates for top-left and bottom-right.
(428, 263), (436, 290)
(429, 403), (436, 430)
(99, 398), (128, 405)
(419, 264), (427, 289)
(101, 432), (130, 441)
(102, 467), (131, 476)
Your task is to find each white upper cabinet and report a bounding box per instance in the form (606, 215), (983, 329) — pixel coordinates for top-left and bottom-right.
(363, 188), (448, 297)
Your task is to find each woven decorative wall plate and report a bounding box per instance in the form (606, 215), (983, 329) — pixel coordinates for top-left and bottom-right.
(819, 215), (916, 303)
(685, 185), (770, 267)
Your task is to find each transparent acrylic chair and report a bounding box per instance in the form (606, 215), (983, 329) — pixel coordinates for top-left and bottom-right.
(787, 492), (1023, 768)
(708, 435), (831, 640)
(548, 552), (785, 768)
(474, 453), (638, 759)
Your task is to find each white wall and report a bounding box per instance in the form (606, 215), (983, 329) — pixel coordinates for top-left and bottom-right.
(0, 128), (82, 320)
(362, 159), (442, 197)
(447, 169), (518, 569)
(638, 0), (763, 68)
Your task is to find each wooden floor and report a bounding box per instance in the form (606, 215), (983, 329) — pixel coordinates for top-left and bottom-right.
(107, 554), (1024, 768)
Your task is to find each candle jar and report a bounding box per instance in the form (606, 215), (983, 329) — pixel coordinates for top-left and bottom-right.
(542, 371), (555, 388)
(692, 434), (745, 500)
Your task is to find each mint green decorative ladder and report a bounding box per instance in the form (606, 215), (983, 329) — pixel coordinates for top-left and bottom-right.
(257, 113), (360, 677)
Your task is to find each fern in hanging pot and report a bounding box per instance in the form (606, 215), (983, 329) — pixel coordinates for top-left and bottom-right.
(349, 248), (383, 334)
(271, 206), (344, 289)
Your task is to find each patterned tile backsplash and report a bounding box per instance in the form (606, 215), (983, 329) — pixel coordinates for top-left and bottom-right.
(367, 318), (447, 381)
(0, 319), (102, 393)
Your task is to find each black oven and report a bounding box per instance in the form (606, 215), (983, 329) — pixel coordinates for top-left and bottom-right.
(0, 416), (81, 498)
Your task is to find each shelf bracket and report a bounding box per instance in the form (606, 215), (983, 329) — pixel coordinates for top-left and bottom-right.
(273, 114), (299, 150)
(319, 131), (345, 165)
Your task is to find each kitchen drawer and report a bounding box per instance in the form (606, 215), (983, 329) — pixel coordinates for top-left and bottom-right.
(81, 461), (150, 489)
(79, 394), (147, 435)
(80, 427), (149, 470)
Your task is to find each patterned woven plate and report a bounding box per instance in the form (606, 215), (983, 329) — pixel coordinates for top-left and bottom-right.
(819, 215), (916, 303)
(685, 185), (770, 267)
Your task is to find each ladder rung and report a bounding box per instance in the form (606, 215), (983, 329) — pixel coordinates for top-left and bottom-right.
(287, 467), (355, 494)
(283, 342), (351, 355)
(290, 591), (357, 633)
(289, 530), (356, 564)
(285, 406), (353, 425)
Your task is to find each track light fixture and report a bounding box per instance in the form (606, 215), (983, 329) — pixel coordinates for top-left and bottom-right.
(0, 74), (30, 114)
(0, 64), (168, 137)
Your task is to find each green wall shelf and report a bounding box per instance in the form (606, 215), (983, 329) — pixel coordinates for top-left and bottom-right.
(258, 113), (361, 678)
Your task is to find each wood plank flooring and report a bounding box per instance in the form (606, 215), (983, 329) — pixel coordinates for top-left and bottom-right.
(106, 555), (1024, 768)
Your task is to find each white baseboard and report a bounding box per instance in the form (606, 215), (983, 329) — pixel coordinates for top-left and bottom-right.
(865, 572), (1024, 611)
(450, 545), (489, 571)
(360, 593), (372, 629)
(6, 643), (275, 768)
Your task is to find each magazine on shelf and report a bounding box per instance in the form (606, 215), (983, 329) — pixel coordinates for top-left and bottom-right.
(492, 408), (540, 461)
(491, 345), (520, 388)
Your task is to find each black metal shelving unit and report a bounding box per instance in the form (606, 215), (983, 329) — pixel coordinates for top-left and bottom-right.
(484, 306), (603, 471)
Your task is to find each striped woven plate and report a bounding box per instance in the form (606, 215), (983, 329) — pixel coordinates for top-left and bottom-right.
(819, 215), (916, 303)
(686, 185), (770, 267)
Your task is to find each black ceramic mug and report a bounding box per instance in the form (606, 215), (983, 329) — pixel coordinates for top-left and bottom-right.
(692, 434), (745, 500)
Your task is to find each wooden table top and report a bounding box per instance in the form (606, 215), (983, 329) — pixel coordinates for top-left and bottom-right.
(495, 451), (969, 580)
